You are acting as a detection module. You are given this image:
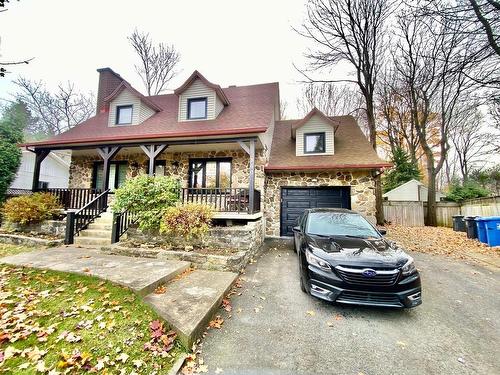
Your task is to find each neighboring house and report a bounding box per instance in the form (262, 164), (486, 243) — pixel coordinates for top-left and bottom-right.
(10, 150), (70, 190)
(22, 68), (391, 238)
(383, 179), (446, 202)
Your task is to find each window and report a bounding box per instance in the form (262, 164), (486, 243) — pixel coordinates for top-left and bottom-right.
(116, 105), (133, 125)
(187, 97), (207, 120)
(145, 160), (166, 177)
(304, 132), (326, 154)
(38, 181), (49, 189)
(92, 161), (128, 191)
(188, 159), (231, 189)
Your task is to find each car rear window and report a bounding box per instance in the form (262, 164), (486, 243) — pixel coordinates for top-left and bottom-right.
(306, 212), (380, 238)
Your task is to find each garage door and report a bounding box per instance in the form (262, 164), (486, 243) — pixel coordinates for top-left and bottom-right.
(280, 187), (351, 236)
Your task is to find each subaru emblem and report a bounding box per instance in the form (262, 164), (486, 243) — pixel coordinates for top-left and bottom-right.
(362, 269), (377, 278)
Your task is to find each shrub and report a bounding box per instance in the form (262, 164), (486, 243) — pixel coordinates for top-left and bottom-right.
(112, 175), (180, 231)
(445, 181), (490, 202)
(160, 203), (213, 240)
(2, 192), (62, 225)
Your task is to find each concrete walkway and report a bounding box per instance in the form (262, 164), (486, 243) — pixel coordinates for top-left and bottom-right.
(1, 246), (238, 347)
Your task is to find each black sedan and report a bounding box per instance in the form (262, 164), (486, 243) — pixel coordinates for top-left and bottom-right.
(293, 208), (422, 308)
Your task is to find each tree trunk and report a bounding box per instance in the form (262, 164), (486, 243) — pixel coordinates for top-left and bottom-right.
(426, 165), (438, 227)
(366, 98), (385, 225)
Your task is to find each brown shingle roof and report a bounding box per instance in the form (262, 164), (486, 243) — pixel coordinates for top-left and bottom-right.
(24, 81), (278, 148)
(266, 115), (391, 171)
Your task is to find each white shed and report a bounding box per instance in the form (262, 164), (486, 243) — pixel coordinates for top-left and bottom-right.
(10, 150), (71, 190)
(383, 179), (446, 202)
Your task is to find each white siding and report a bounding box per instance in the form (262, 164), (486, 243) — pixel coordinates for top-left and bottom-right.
(178, 79), (221, 121)
(383, 180), (445, 202)
(108, 89), (155, 126)
(10, 152), (70, 189)
(215, 95), (225, 117)
(295, 114), (335, 156)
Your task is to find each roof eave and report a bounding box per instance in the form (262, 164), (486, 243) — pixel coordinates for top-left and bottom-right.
(264, 163), (393, 172)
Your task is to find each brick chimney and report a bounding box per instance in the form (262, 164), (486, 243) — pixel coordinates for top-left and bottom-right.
(96, 68), (123, 114)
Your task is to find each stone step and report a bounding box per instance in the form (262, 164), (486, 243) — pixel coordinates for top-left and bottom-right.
(74, 236), (111, 246)
(80, 229), (111, 238)
(144, 270), (238, 348)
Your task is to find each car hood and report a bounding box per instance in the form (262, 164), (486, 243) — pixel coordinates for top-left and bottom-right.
(305, 234), (410, 267)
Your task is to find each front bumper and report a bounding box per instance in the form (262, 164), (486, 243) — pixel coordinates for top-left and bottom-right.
(308, 266), (422, 308)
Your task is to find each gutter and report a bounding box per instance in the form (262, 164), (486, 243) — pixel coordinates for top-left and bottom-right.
(21, 127), (268, 148)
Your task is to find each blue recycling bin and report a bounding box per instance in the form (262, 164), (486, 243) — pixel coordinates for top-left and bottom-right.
(475, 217), (488, 244)
(483, 216), (500, 247)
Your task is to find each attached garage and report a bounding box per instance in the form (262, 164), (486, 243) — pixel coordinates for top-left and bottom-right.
(280, 186), (351, 236)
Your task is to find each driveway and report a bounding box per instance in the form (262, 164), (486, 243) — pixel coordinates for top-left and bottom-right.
(201, 239), (500, 375)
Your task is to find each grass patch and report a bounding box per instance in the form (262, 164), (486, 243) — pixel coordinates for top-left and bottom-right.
(0, 265), (185, 374)
(0, 243), (36, 257)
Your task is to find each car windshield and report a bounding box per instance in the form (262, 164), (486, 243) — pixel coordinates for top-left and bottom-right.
(306, 212), (380, 238)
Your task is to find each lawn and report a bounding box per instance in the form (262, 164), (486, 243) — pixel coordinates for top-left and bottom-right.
(0, 265), (185, 374)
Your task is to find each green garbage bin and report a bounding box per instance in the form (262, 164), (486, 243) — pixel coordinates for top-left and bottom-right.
(452, 215), (465, 232)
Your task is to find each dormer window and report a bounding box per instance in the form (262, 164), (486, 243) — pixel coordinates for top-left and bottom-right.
(304, 132), (326, 154)
(116, 105), (133, 125)
(187, 97), (207, 120)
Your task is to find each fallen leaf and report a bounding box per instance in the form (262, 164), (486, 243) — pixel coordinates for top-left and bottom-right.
(208, 316), (224, 329)
(306, 310), (315, 316)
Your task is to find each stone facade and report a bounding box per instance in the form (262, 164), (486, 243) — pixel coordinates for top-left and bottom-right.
(264, 170), (376, 237)
(69, 148), (266, 194)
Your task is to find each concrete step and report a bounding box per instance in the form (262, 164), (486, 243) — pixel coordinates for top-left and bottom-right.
(87, 223), (113, 231)
(74, 236), (111, 246)
(80, 229), (111, 238)
(145, 270), (238, 348)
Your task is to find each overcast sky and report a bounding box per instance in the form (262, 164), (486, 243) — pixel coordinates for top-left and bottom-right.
(0, 0), (343, 119)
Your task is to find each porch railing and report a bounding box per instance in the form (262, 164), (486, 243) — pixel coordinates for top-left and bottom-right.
(180, 188), (261, 214)
(65, 189), (110, 245)
(111, 209), (139, 244)
(42, 188), (102, 210)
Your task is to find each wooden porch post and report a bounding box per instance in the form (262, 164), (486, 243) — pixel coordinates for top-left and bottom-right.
(97, 146), (121, 191)
(32, 149), (50, 191)
(238, 139), (257, 214)
(139, 144), (168, 176)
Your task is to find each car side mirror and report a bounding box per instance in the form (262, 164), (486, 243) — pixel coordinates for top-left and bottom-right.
(292, 226), (300, 233)
(379, 228), (387, 235)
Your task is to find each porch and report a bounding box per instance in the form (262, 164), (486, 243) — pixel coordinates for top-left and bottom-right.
(28, 136), (263, 218)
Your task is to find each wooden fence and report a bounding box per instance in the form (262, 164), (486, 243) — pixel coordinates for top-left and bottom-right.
(383, 197), (499, 227)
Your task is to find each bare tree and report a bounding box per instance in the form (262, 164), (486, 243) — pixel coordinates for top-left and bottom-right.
(14, 77), (95, 137)
(0, 0), (33, 77)
(128, 29), (180, 96)
(297, 83), (364, 117)
(449, 105), (494, 181)
(392, 2), (477, 225)
(297, 0), (395, 224)
(280, 100), (288, 120)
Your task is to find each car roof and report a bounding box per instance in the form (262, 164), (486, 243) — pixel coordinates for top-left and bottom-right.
(306, 208), (358, 214)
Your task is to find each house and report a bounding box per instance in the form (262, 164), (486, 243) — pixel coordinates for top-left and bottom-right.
(22, 68), (391, 240)
(9, 150), (70, 191)
(383, 179), (446, 202)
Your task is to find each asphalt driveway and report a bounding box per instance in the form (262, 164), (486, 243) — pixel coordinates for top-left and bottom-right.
(201, 239), (500, 375)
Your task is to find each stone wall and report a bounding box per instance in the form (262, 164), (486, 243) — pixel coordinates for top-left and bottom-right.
(1, 220), (67, 239)
(69, 148), (266, 195)
(115, 219), (265, 272)
(264, 170), (376, 237)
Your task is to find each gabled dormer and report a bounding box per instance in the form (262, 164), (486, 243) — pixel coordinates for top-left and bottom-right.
(291, 108), (339, 156)
(104, 81), (162, 127)
(174, 70), (229, 122)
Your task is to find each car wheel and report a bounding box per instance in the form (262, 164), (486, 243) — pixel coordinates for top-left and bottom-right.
(298, 255), (309, 294)
(300, 275), (308, 293)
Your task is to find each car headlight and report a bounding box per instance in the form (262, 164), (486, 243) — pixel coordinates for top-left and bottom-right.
(401, 257), (417, 276)
(305, 247), (331, 271)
